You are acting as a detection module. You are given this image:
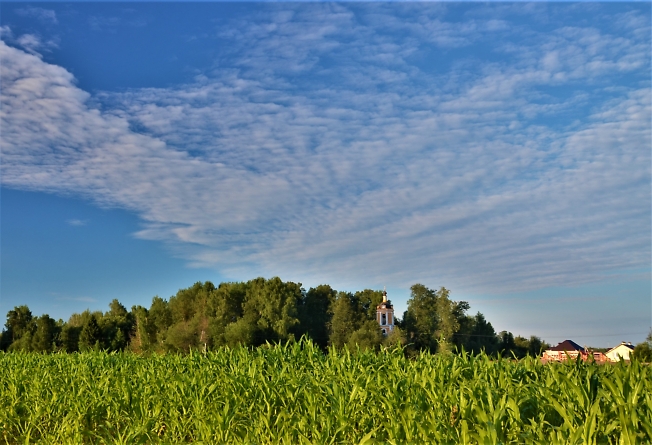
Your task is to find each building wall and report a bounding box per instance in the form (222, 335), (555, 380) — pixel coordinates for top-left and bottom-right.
(376, 307), (394, 333)
(605, 345), (633, 362)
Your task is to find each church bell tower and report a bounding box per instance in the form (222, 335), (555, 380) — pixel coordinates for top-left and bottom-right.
(376, 287), (395, 335)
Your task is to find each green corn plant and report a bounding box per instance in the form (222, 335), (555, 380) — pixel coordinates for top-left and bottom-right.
(1, 340), (650, 444)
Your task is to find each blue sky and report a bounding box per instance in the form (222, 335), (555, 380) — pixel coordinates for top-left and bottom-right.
(1, 2), (650, 347)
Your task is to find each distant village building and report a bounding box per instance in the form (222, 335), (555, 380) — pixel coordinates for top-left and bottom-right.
(376, 288), (395, 335)
(605, 342), (635, 362)
(591, 351), (607, 362)
(542, 340), (586, 361)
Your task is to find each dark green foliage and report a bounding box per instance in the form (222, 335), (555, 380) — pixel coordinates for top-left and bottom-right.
(403, 284), (439, 351)
(157, 277), (303, 351)
(165, 320), (200, 352)
(101, 299), (133, 351)
(298, 284), (336, 348)
(329, 292), (358, 348)
(240, 277), (301, 344)
(383, 325), (407, 348)
(4, 305), (33, 347)
(58, 324), (81, 353)
(433, 287), (459, 352)
(403, 284), (459, 353)
(0, 278), (553, 357)
(207, 282), (247, 346)
(148, 296), (173, 346)
(352, 289), (384, 321)
(169, 281), (215, 324)
(633, 329), (652, 362)
(162, 282), (214, 352)
(129, 305), (153, 353)
(8, 329), (35, 352)
(78, 316), (102, 351)
(347, 320), (384, 351)
(454, 312), (499, 355)
(499, 331), (517, 356)
(32, 315), (58, 353)
(633, 342), (652, 362)
(223, 317), (257, 347)
(528, 336), (548, 357)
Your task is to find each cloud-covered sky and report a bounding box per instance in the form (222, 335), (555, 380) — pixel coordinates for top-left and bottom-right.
(1, 2), (650, 346)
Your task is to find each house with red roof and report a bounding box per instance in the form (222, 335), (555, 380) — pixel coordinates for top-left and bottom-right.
(542, 340), (587, 362)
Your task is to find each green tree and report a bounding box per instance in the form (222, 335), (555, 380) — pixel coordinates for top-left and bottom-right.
(239, 277), (301, 345)
(528, 336), (548, 357)
(58, 324), (81, 353)
(455, 312), (498, 354)
(207, 282), (247, 347)
(403, 284), (439, 352)
(403, 284), (468, 352)
(4, 305), (34, 347)
(165, 320), (200, 352)
(169, 282), (216, 323)
(61, 310), (96, 352)
(164, 282), (215, 351)
(460, 312), (499, 355)
(148, 296), (173, 348)
(224, 316), (257, 347)
(352, 289), (384, 321)
(451, 301), (475, 353)
(79, 316), (102, 351)
(129, 305), (155, 353)
(102, 299), (133, 351)
(632, 329), (652, 362)
(8, 331), (34, 351)
(498, 331), (517, 357)
(434, 287), (459, 353)
(329, 292), (358, 348)
(347, 320), (384, 351)
(513, 336), (530, 359)
(31, 315), (58, 352)
(298, 284), (336, 349)
(383, 326), (407, 349)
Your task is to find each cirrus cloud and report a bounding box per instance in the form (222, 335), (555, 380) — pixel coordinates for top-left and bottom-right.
(1, 3), (650, 298)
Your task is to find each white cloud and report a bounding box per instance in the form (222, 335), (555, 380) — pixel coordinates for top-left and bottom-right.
(10, 32), (58, 56)
(67, 219), (88, 227)
(1, 4), (650, 299)
(15, 34), (42, 54)
(0, 26), (12, 40)
(15, 7), (58, 25)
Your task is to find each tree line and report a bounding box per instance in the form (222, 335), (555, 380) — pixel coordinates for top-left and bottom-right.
(0, 277), (550, 357)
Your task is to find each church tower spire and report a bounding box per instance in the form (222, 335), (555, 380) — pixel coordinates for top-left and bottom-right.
(376, 287), (394, 335)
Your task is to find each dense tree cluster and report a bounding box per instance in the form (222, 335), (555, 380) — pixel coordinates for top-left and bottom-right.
(1, 278), (549, 356)
(632, 330), (652, 362)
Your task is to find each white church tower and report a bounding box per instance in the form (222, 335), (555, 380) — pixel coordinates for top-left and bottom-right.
(376, 287), (395, 335)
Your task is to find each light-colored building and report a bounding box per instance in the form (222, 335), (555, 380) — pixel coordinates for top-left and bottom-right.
(605, 342), (634, 362)
(376, 288), (395, 335)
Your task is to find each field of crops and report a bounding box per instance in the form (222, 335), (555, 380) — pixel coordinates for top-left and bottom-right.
(1, 341), (650, 444)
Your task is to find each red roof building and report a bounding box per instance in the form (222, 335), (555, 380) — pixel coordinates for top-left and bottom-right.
(542, 340), (587, 361)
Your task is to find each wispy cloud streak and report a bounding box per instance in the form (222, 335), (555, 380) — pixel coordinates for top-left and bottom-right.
(1, 4), (650, 296)
(66, 219), (88, 227)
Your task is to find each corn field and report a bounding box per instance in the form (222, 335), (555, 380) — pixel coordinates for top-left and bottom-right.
(1, 341), (650, 444)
